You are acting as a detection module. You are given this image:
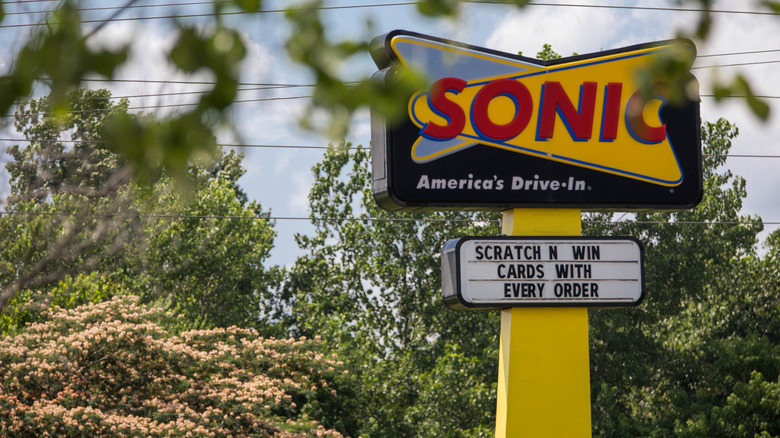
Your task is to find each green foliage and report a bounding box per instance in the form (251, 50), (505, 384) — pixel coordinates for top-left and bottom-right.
(766, 1), (780, 13)
(280, 116), (778, 436)
(586, 118), (778, 437)
(133, 174), (278, 329)
(7, 89), (128, 203)
(0, 91), (136, 313)
(712, 74), (771, 120)
(536, 43), (562, 60)
(417, 0), (462, 16)
(169, 25), (245, 112)
(49, 272), (118, 310)
(0, 2), (256, 186)
(0, 296), (353, 437)
(676, 371), (779, 437)
(283, 144), (501, 436)
(407, 345), (497, 438)
(0, 1), (128, 118)
(214, 0), (263, 14)
(0, 272), (123, 335)
(1, 89), (278, 334)
(284, 1), (427, 137)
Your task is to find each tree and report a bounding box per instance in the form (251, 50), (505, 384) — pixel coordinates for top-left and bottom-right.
(130, 170), (279, 329)
(0, 89), (139, 311)
(0, 295), (356, 437)
(280, 115), (779, 437)
(282, 143), (501, 437)
(0, 89), (279, 333)
(584, 119), (778, 437)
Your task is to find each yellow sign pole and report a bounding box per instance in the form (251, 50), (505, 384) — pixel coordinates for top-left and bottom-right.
(495, 208), (591, 437)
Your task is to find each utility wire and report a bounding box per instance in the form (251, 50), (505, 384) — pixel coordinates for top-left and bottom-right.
(2, 91), (780, 120)
(78, 78), (323, 87)
(0, 210), (776, 227)
(0, 210), (502, 223)
(8, 0), (780, 18)
(469, 1), (780, 16)
(0, 138), (779, 159)
(698, 48), (780, 58)
(693, 59), (780, 69)
(2, 0), (780, 30)
(2, 0), (214, 17)
(0, 2), (418, 29)
(0, 94), (313, 118)
(0, 137), (346, 149)
(70, 85), (315, 102)
(83, 0), (141, 39)
(0, 85), (774, 116)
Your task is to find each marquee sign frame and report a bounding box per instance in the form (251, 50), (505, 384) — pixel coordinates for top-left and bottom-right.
(370, 30), (703, 211)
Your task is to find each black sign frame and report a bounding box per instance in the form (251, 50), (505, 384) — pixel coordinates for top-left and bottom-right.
(441, 236), (646, 310)
(371, 30), (703, 211)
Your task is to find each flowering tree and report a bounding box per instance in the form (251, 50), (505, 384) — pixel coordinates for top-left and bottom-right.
(0, 296), (356, 437)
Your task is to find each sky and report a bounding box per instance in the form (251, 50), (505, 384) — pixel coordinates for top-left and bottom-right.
(1, 0), (779, 267)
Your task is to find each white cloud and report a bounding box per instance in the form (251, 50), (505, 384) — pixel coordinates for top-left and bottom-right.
(273, 150), (292, 176)
(86, 21), (274, 119)
(288, 169), (313, 215)
(484, 4), (631, 57)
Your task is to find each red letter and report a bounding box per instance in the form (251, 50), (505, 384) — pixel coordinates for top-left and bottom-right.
(471, 79), (533, 141)
(625, 90), (666, 144)
(537, 81), (597, 141)
(421, 77), (467, 140)
(599, 82), (622, 141)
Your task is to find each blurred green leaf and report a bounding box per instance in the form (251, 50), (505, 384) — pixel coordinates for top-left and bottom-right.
(712, 74), (771, 120)
(101, 111), (218, 187)
(169, 27), (204, 72)
(214, 0), (262, 14)
(0, 0), (128, 116)
(170, 24), (245, 111)
(735, 76), (771, 120)
(416, 0), (460, 16)
(746, 94), (771, 120)
(764, 1), (780, 12)
(237, 0), (261, 11)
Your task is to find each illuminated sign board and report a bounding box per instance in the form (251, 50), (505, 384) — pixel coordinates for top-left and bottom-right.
(441, 236), (644, 309)
(370, 30), (702, 211)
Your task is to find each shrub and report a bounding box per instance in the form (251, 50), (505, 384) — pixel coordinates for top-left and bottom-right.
(0, 296), (351, 437)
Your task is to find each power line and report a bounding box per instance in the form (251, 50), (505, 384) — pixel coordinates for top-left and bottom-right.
(83, 0), (142, 40)
(0, 210), (776, 227)
(0, 137), (356, 150)
(72, 85), (315, 102)
(693, 59), (780, 69)
(0, 210), (501, 223)
(1, 85), (778, 119)
(471, 1), (780, 16)
(0, 94), (313, 119)
(0, 84), (773, 115)
(1, 92), (778, 121)
(2, 0), (779, 30)
(585, 220), (774, 226)
(1, 138), (779, 159)
(78, 78), (321, 87)
(2, 0), (214, 17)
(9, 0), (780, 18)
(698, 48), (780, 58)
(0, 2), (420, 29)
(701, 94), (780, 100)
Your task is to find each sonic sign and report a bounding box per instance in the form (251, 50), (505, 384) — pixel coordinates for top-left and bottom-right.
(370, 30), (702, 210)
